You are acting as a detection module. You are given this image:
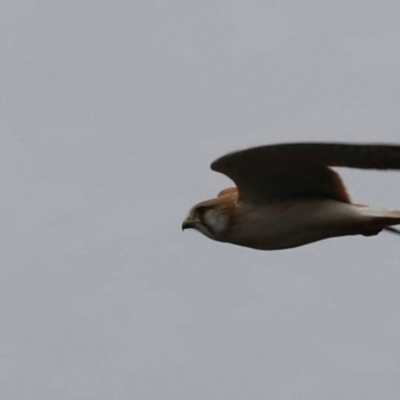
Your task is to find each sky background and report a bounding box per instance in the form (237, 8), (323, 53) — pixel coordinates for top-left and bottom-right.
(2, 0), (400, 399)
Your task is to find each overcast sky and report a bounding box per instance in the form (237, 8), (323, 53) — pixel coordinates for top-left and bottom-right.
(2, 0), (400, 399)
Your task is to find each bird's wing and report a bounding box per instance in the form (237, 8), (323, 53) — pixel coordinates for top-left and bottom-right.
(211, 143), (400, 204)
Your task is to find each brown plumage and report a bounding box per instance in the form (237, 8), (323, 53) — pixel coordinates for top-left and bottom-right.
(182, 142), (400, 250)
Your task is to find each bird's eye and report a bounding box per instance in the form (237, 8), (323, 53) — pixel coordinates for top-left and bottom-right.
(196, 206), (210, 215)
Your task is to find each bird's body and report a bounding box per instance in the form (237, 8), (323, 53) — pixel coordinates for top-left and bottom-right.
(182, 143), (400, 250)
(216, 194), (400, 250)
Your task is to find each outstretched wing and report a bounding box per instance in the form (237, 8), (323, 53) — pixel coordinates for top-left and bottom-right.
(211, 143), (400, 204)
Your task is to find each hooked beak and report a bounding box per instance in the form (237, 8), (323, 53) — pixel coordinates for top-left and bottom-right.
(181, 215), (199, 231)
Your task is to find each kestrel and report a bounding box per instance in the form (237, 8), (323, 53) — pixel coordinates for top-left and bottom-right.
(182, 143), (400, 250)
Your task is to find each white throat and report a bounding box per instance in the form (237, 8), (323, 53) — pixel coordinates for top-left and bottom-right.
(201, 209), (228, 238)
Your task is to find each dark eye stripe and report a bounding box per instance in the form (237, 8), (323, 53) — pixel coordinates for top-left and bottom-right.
(196, 205), (210, 215)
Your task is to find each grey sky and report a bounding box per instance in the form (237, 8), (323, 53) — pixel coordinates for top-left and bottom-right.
(2, 0), (400, 399)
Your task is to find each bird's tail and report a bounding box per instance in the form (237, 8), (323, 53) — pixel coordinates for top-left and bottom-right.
(384, 226), (400, 235)
(357, 206), (400, 236)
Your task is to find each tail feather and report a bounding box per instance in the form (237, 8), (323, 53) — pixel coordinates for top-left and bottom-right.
(356, 206), (400, 236)
(384, 226), (400, 235)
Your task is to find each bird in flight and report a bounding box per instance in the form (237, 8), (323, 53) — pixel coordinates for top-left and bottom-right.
(182, 143), (400, 250)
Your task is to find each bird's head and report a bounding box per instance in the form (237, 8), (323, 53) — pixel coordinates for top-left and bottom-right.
(182, 192), (237, 241)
